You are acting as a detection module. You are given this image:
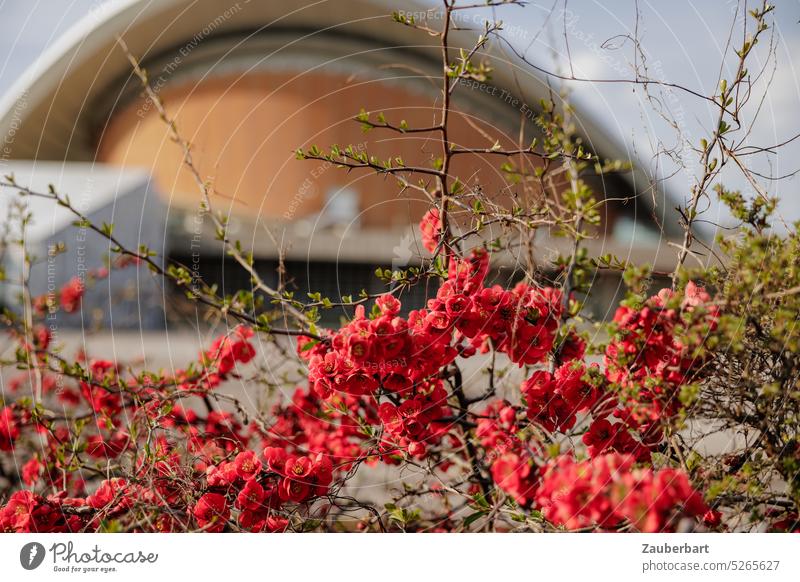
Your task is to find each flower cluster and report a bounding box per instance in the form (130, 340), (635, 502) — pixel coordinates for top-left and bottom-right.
(31, 259), (136, 316)
(415, 249), (564, 368)
(581, 416), (655, 461)
(604, 282), (719, 422)
(0, 223), (727, 534)
(419, 207), (442, 253)
(59, 277), (85, 313)
(262, 387), (368, 472)
(264, 448), (333, 503)
(536, 453), (710, 532)
(193, 448), (332, 532)
(522, 362), (600, 433)
(298, 249), (565, 465)
(476, 401), (539, 505)
(377, 380), (451, 458)
(0, 490), (86, 533)
(203, 325), (257, 377)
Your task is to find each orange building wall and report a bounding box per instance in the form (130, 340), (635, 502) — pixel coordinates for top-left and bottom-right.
(96, 71), (554, 228)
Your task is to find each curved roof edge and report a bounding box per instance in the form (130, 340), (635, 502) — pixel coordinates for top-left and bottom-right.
(0, 0), (142, 137)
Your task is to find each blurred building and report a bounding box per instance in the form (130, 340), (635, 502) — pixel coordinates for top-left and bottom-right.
(0, 162), (166, 328)
(0, 0), (680, 328)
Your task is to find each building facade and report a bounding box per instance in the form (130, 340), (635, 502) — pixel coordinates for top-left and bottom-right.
(0, 0), (679, 327)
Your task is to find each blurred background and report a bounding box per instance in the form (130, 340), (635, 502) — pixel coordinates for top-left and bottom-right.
(0, 0), (797, 338)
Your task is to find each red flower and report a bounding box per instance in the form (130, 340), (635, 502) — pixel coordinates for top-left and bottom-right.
(263, 447), (289, 473)
(87, 478), (129, 510)
(555, 362), (597, 411)
(284, 455), (313, 480)
(0, 490), (37, 532)
(560, 330), (586, 361)
(86, 431), (130, 459)
(703, 509), (722, 528)
(0, 406), (19, 451)
(264, 516), (289, 532)
(206, 326), (256, 376)
(60, 277), (84, 313)
(206, 462), (239, 488)
(236, 478), (266, 511)
(193, 492), (230, 532)
(490, 452), (538, 506)
(276, 452), (333, 503)
(376, 293), (401, 315)
(33, 325), (51, 350)
(21, 457), (44, 486)
(234, 450), (262, 480)
(445, 294), (470, 317)
(378, 402), (402, 434)
(582, 418), (618, 456)
(419, 207), (442, 253)
(347, 334), (372, 361)
(278, 477), (311, 503)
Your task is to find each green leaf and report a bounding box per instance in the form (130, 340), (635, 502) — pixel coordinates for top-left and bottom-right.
(463, 510), (487, 528)
(300, 340), (319, 352)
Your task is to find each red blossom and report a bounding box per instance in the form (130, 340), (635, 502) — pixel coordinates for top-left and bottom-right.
(419, 207), (442, 253)
(193, 493), (230, 532)
(87, 478), (130, 511)
(59, 277), (84, 313)
(0, 406), (20, 451)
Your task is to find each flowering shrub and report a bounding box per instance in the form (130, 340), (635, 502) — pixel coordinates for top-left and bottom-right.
(0, 231), (740, 532)
(0, 0), (797, 533)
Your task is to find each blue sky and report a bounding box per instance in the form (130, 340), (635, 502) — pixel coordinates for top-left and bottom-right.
(1, 0), (798, 231)
(465, 0), (800, 231)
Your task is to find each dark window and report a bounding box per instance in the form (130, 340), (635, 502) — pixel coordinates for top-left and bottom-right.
(168, 255), (440, 326)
